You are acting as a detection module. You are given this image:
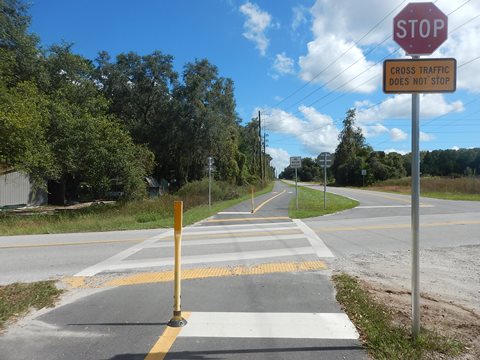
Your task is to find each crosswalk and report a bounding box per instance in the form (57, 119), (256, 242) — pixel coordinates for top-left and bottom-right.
(75, 219), (334, 277)
(71, 217), (365, 358)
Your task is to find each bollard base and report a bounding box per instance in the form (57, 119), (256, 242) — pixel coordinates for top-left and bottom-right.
(168, 311), (187, 327)
(168, 317), (188, 327)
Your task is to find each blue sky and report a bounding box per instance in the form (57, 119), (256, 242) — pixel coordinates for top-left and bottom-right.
(29, 0), (480, 172)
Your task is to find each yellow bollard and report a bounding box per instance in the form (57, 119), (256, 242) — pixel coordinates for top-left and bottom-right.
(251, 187), (255, 213)
(168, 201), (187, 327)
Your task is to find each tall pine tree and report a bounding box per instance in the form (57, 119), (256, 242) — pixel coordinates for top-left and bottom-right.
(332, 109), (370, 185)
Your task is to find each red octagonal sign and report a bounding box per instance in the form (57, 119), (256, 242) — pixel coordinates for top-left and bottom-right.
(393, 2), (448, 55)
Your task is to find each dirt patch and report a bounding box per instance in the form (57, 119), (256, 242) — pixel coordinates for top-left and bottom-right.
(330, 245), (480, 359)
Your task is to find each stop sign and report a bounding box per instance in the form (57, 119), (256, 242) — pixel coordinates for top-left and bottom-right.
(393, 2), (448, 55)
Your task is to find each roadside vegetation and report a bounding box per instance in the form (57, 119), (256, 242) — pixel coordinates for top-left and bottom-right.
(1, 0), (273, 207)
(367, 176), (480, 201)
(0, 281), (63, 328)
(333, 273), (466, 360)
(0, 180), (273, 236)
(288, 184), (358, 218)
(279, 110), (480, 197)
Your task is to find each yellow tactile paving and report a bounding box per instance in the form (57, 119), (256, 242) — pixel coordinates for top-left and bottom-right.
(85, 260), (327, 288)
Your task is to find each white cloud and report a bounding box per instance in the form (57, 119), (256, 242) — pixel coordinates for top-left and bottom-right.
(384, 148), (408, 155)
(296, 0), (391, 93)
(420, 132), (435, 142)
(298, 34), (381, 93)
(239, 2), (272, 56)
(296, 0), (480, 94)
(436, 1), (480, 92)
(259, 106), (339, 155)
(390, 128), (408, 142)
(266, 147), (290, 173)
(357, 94), (464, 124)
(362, 123), (388, 138)
(310, 0), (394, 45)
(271, 52), (295, 79)
(452, 146), (460, 151)
(292, 5), (308, 31)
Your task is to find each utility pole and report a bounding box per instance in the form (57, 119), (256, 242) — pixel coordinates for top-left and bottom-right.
(263, 131), (267, 182)
(258, 111), (263, 183)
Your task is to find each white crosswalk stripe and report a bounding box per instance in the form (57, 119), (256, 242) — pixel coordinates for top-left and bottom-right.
(75, 220), (334, 277)
(179, 312), (359, 339)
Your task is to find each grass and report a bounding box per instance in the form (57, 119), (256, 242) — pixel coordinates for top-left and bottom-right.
(332, 273), (465, 360)
(368, 177), (480, 201)
(0, 182), (274, 236)
(288, 184), (358, 218)
(0, 281), (63, 328)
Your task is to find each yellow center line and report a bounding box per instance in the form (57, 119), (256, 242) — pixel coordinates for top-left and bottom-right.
(363, 192), (412, 204)
(252, 189), (287, 213)
(145, 312), (191, 360)
(0, 238), (144, 249)
(205, 216), (290, 223)
(315, 219), (480, 233)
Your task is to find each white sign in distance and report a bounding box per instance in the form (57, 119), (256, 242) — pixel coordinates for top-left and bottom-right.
(361, 169), (367, 176)
(318, 152), (333, 168)
(290, 156), (302, 168)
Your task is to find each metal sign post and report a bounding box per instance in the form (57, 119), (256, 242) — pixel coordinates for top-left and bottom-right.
(295, 167), (298, 210)
(290, 156), (302, 210)
(319, 152), (332, 210)
(207, 157), (214, 209)
(411, 65), (421, 337)
(323, 161), (327, 210)
(390, 2), (451, 339)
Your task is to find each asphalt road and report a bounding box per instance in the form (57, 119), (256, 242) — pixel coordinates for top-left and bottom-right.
(0, 229), (168, 284)
(297, 183), (480, 256)
(1, 180), (479, 359)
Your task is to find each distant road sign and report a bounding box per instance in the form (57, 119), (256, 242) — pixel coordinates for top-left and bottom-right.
(361, 169), (367, 176)
(383, 58), (456, 93)
(318, 152), (332, 168)
(393, 2), (448, 55)
(290, 156), (302, 168)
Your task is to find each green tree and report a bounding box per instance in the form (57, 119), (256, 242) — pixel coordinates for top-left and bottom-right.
(332, 109), (370, 185)
(239, 118), (262, 182)
(42, 46), (153, 200)
(0, 81), (57, 187)
(0, 0), (43, 87)
(176, 59), (241, 184)
(366, 151), (406, 184)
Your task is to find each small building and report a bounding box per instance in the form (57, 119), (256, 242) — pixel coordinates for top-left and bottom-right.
(0, 166), (47, 208)
(145, 176), (161, 198)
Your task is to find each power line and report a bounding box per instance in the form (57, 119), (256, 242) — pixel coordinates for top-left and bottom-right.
(293, 6), (479, 118)
(267, 50), (480, 147)
(284, 35), (392, 112)
(446, 0), (472, 16)
(265, 4), (480, 150)
(271, 0), (408, 109)
(369, 95), (480, 148)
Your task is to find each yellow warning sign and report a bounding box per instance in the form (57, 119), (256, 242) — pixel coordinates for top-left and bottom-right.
(383, 58), (456, 93)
